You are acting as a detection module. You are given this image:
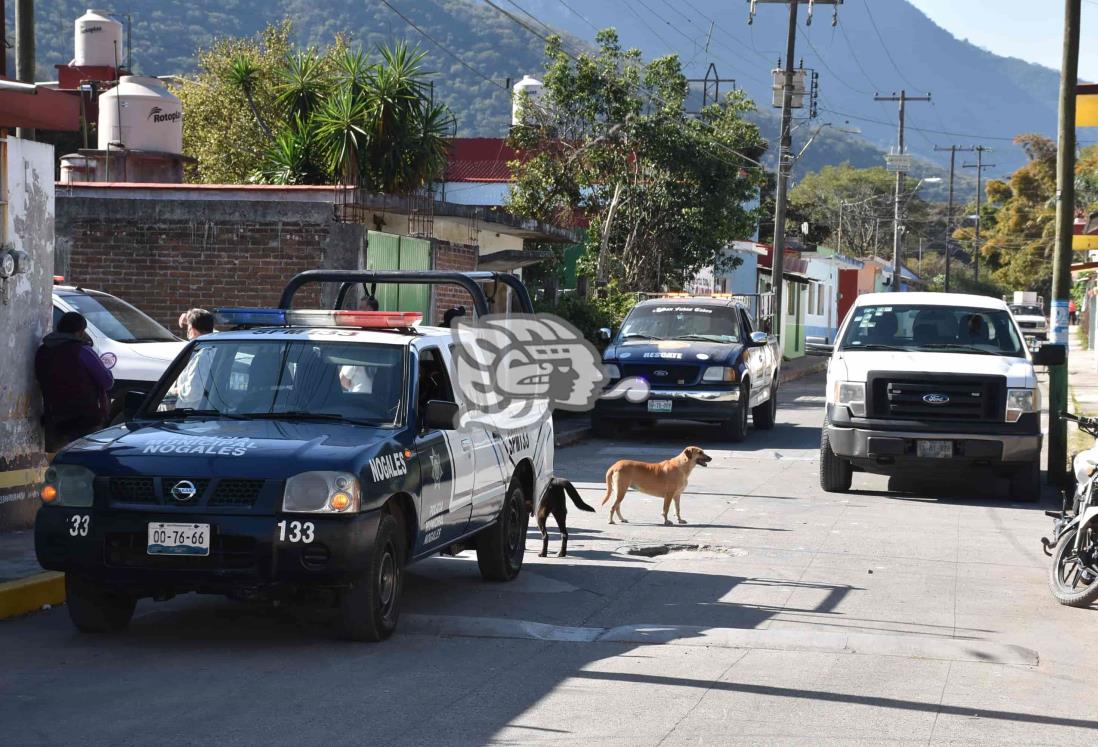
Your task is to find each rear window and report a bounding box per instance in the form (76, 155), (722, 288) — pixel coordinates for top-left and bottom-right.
(59, 291), (178, 343)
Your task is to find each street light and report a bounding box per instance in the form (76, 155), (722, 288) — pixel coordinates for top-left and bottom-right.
(891, 176), (942, 291)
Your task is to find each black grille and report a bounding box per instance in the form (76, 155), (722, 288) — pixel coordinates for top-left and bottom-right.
(870, 374), (1004, 422)
(105, 532), (256, 570)
(621, 363), (701, 386)
(109, 477), (156, 503)
(209, 479), (265, 507)
(1018, 321), (1039, 329)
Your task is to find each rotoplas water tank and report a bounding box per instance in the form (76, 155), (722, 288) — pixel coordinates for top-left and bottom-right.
(511, 75), (544, 126)
(75, 9), (124, 67)
(98, 76), (183, 153)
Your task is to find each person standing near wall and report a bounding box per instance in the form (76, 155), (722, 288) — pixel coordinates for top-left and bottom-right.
(35, 312), (114, 451)
(169, 309), (217, 409)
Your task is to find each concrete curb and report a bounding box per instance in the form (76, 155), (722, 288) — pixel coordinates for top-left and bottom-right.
(779, 358), (828, 385)
(0, 572), (65, 621)
(555, 427), (591, 448)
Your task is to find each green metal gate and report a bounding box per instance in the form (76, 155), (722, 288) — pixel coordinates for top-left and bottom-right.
(365, 231), (431, 318)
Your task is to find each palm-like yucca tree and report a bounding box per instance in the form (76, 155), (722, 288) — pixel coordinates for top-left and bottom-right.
(313, 87), (371, 185)
(226, 55), (274, 139)
(276, 50), (331, 122)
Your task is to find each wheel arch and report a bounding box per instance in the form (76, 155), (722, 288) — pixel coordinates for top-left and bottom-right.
(384, 492), (418, 557)
(513, 457), (536, 509)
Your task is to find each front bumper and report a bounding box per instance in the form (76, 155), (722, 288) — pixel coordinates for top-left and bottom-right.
(35, 505), (380, 595)
(825, 405), (1041, 472)
(594, 387), (741, 422)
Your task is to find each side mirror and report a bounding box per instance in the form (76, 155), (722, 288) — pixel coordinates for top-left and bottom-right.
(597, 327), (612, 342)
(1033, 342), (1066, 367)
(423, 400), (460, 430)
(123, 390), (146, 420)
(749, 331), (770, 347)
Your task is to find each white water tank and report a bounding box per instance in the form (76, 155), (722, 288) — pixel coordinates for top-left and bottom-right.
(98, 76), (183, 153)
(511, 75), (544, 125)
(60, 155), (95, 183)
(75, 9), (124, 67)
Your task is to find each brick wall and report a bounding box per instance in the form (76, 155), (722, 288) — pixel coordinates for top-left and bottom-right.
(56, 191), (364, 329)
(433, 239), (479, 322)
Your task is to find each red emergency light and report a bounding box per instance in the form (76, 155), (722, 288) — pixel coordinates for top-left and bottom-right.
(286, 310), (423, 328)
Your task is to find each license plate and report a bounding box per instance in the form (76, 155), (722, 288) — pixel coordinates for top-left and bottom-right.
(647, 399), (673, 413)
(917, 440), (953, 459)
(147, 522), (211, 556)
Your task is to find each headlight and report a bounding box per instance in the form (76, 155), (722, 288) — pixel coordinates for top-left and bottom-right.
(283, 471), (360, 513)
(604, 363), (621, 380)
(1006, 388), (1040, 423)
(832, 380), (866, 417)
(41, 465), (95, 506)
(702, 366), (737, 383)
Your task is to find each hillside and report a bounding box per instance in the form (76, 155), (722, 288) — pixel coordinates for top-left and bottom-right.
(8, 0), (1043, 176)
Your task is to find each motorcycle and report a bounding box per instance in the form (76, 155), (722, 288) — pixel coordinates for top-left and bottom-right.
(1043, 412), (1098, 607)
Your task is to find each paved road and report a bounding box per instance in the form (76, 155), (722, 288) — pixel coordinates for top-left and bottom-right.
(4, 375), (1097, 744)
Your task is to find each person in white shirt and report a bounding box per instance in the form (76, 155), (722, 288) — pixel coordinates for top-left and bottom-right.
(170, 309), (217, 409)
(340, 296), (379, 393)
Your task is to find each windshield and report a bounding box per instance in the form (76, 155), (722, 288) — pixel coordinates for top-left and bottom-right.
(61, 291), (178, 343)
(839, 304), (1025, 357)
(618, 304), (743, 344)
(146, 339), (406, 426)
(1009, 304), (1044, 317)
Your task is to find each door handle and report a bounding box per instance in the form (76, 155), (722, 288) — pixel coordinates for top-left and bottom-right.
(461, 438), (473, 452)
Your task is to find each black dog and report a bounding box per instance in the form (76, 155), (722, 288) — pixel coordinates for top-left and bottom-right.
(534, 477), (595, 558)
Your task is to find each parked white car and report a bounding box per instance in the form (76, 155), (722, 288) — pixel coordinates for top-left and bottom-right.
(1008, 302), (1049, 342)
(52, 284), (185, 419)
(821, 292), (1064, 501)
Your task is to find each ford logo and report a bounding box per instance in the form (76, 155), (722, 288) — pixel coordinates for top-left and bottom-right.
(170, 480), (197, 502)
(922, 393), (950, 405)
(653, 369), (669, 377)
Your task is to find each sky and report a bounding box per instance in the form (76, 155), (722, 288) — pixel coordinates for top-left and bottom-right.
(908, 0), (1098, 81)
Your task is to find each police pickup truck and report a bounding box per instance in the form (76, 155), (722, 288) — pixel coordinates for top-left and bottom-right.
(593, 294), (781, 441)
(35, 271), (554, 641)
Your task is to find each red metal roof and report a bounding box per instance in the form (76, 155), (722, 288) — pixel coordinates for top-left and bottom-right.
(443, 138), (516, 183)
(0, 82), (81, 131)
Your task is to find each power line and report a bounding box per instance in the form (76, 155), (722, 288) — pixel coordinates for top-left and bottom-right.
(554, 0), (599, 32)
(817, 107), (1022, 143)
(798, 21), (873, 96)
(377, 0), (508, 91)
(837, 18), (880, 91)
(861, 0), (922, 92)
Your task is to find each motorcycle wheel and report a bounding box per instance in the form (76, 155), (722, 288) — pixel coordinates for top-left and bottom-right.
(1048, 526), (1098, 607)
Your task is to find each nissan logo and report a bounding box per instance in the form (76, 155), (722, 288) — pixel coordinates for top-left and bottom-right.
(170, 480), (198, 502)
(653, 369), (669, 376)
(922, 393), (950, 405)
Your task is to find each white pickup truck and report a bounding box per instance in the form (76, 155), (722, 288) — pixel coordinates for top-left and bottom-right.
(820, 292), (1065, 501)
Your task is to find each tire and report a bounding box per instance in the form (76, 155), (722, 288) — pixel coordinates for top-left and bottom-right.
(1048, 526), (1098, 607)
(1009, 462), (1041, 503)
(476, 477), (529, 582)
(819, 418), (852, 493)
(338, 513), (405, 642)
(722, 383), (750, 442)
(752, 380), (778, 430)
(65, 575), (136, 634)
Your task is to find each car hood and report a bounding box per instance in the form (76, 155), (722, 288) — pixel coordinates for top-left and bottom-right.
(1012, 315), (1047, 324)
(59, 419), (398, 479)
(604, 339), (742, 366)
(831, 350), (1035, 388)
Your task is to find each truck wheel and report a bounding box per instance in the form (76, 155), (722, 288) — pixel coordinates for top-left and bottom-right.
(1009, 462), (1041, 503)
(752, 380), (778, 430)
(476, 477), (528, 581)
(722, 383), (750, 442)
(1048, 526), (1098, 607)
(65, 575), (136, 634)
(338, 514), (405, 642)
(819, 419), (852, 493)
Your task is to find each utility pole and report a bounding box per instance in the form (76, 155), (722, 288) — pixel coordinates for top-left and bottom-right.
(962, 146), (995, 284)
(749, 0), (842, 341)
(1050, 0), (1081, 486)
(934, 145), (975, 293)
(875, 90), (931, 291)
(15, 0), (35, 139)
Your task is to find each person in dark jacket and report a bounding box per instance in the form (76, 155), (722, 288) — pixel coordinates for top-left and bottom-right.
(35, 311), (114, 451)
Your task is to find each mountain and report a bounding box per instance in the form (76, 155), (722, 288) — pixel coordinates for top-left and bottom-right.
(7, 0), (1048, 176)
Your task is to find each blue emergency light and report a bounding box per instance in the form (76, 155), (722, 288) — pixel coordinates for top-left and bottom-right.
(213, 307), (288, 328)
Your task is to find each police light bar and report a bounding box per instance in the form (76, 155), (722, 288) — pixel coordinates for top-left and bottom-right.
(286, 310), (423, 328)
(214, 308), (288, 327)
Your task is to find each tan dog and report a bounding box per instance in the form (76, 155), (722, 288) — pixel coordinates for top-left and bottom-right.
(601, 447), (713, 526)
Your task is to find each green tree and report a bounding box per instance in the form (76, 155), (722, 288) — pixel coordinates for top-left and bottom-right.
(506, 30), (766, 292)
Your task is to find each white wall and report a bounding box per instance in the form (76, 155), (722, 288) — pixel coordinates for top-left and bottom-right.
(437, 181), (510, 206)
(0, 137), (55, 530)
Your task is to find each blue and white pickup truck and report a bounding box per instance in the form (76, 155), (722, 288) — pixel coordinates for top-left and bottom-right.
(592, 295), (781, 441)
(35, 271), (553, 641)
